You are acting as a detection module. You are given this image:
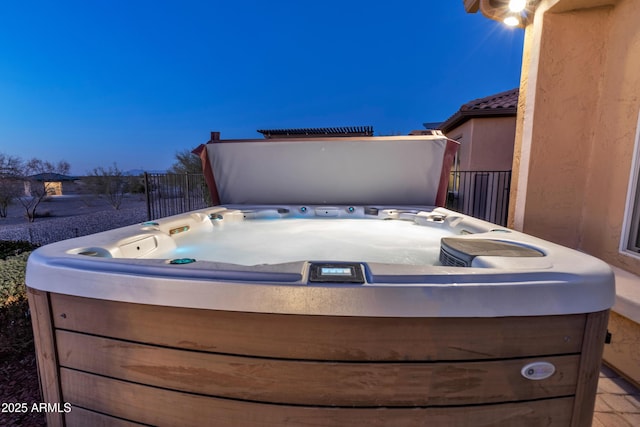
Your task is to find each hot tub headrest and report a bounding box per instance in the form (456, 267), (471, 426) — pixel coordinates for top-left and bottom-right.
(440, 238), (545, 267)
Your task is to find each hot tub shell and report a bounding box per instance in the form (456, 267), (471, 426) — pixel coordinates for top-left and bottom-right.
(26, 134), (614, 427)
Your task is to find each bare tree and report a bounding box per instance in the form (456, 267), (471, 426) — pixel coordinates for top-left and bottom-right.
(17, 159), (71, 222)
(86, 163), (128, 210)
(0, 154), (24, 218)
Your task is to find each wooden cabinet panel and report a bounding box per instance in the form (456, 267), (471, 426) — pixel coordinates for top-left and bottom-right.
(28, 291), (608, 426)
(65, 406), (146, 427)
(51, 293), (585, 361)
(56, 330), (579, 407)
(60, 368), (575, 427)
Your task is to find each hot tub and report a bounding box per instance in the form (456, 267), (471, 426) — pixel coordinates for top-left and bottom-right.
(26, 134), (615, 427)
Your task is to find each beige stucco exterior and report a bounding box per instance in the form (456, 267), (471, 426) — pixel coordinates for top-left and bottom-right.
(448, 116), (516, 172)
(495, 0), (640, 386)
(510, 0), (640, 267)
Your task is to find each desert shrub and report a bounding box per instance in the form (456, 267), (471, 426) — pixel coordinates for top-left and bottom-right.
(0, 242), (37, 357)
(0, 252), (30, 305)
(128, 175), (146, 194)
(0, 240), (37, 259)
(86, 164), (129, 210)
(0, 298), (33, 357)
(32, 209), (52, 219)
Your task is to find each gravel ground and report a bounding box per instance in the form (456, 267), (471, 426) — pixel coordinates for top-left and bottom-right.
(0, 195), (148, 426)
(0, 195), (148, 245)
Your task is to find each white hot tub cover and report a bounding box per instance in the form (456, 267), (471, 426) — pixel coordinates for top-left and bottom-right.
(193, 134), (459, 206)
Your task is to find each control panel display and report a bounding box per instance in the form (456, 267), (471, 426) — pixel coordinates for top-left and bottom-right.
(320, 267), (353, 276)
(309, 263), (365, 283)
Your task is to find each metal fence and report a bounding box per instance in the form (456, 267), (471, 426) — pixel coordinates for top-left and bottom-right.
(445, 170), (512, 226)
(143, 170), (512, 226)
(144, 173), (211, 221)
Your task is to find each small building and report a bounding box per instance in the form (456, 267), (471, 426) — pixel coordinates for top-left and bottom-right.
(28, 173), (80, 196)
(437, 88), (518, 172)
(432, 88), (518, 226)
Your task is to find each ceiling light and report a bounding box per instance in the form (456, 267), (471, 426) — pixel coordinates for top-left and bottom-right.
(509, 0), (527, 13)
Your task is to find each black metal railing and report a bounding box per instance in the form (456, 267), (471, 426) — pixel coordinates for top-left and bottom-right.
(446, 170), (512, 226)
(144, 173), (211, 221)
(143, 170), (512, 226)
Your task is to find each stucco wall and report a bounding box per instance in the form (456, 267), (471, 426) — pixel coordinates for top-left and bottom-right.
(505, 0), (640, 389)
(446, 120), (473, 171)
(467, 117), (515, 171)
(578, 0), (640, 275)
(516, 6), (611, 247)
(508, 21), (534, 231)
(514, 0), (640, 274)
(446, 117), (515, 172)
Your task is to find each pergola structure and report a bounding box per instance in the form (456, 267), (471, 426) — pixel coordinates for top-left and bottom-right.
(257, 126), (374, 139)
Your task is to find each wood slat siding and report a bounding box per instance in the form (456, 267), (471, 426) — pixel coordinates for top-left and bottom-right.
(60, 369), (575, 427)
(26, 288), (64, 427)
(65, 406), (147, 427)
(26, 291), (609, 426)
(50, 293), (586, 361)
(571, 310), (610, 427)
(56, 330), (580, 407)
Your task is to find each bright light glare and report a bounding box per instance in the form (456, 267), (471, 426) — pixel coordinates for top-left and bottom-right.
(509, 0), (526, 12)
(503, 15), (520, 27)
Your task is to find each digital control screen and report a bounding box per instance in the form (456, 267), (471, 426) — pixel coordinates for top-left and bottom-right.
(309, 263), (365, 284)
(320, 267), (353, 276)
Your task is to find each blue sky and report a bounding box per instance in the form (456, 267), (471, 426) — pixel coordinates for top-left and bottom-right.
(0, 1), (524, 175)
